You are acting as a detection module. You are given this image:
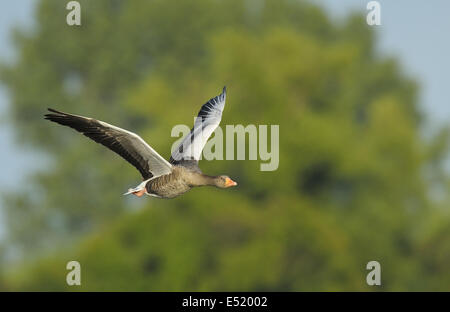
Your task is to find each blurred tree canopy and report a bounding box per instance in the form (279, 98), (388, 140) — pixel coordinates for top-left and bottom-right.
(0, 0), (449, 291)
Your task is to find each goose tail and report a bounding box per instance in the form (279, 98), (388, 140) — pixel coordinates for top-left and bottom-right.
(123, 180), (148, 196)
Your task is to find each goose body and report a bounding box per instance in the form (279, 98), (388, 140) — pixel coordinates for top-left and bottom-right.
(44, 87), (237, 199)
(143, 166), (234, 199)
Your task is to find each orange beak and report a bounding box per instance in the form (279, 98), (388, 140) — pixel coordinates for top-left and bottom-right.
(225, 177), (238, 187)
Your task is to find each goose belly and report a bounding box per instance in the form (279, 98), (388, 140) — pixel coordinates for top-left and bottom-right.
(145, 175), (191, 199)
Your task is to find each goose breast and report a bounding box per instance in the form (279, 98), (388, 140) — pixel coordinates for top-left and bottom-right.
(145, 166), (193, 198)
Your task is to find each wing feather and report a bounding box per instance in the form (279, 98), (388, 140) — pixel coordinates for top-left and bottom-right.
(45, 109), (172, 180)
(170, 86), (227, 165)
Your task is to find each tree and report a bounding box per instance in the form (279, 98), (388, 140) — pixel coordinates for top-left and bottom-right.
(1, 0), (448, 291)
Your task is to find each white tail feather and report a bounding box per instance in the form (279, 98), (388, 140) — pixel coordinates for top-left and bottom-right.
(123, 180), (148, 196)
(123, 188), (135, 196)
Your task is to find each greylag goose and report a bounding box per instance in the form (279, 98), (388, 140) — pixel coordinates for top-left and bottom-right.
(44, 87), (237, 199)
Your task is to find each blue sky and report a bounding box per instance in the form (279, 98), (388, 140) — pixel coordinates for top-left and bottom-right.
(0, 1), (37, 192)
(318, 0), (450, 126)
(0, 1), (449, 236)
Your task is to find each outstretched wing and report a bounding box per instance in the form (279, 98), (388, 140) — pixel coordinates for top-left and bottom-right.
(45, 109), (172, 180)
(170, 86), (227, 165)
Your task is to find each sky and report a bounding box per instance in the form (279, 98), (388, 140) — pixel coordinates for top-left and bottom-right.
(317, 0), (450, 127)
(0, 1), (37, 191)
(0, 0), (449, 236)
(0, 0), (36, 239)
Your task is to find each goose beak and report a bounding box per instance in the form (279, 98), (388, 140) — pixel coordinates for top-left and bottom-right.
(225, 177), (238, 187)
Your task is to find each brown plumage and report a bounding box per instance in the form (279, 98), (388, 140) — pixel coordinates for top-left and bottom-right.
(145, 166), (236, 199)
(44, 87), (237, 199)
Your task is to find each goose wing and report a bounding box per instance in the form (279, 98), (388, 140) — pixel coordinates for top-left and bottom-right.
(170, 86), (227, 166)
(45, 109), (172, 180)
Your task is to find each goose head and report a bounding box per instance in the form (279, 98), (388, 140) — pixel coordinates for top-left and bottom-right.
(214, 175), (238, 188)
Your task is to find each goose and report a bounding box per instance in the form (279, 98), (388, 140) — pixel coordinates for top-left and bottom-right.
(44, 86), (237, 199)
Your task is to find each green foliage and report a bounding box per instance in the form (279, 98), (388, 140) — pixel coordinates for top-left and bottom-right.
(0, 0), (449, 291)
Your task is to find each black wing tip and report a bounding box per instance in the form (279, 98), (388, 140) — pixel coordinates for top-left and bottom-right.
(219, 86), (226, 101)
(47, 108), (65, 114)
(45, 108), (64, 119)
(44, 108), (78, 126)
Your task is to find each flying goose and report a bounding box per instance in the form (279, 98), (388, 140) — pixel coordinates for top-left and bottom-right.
(44, 87), (237, 199)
